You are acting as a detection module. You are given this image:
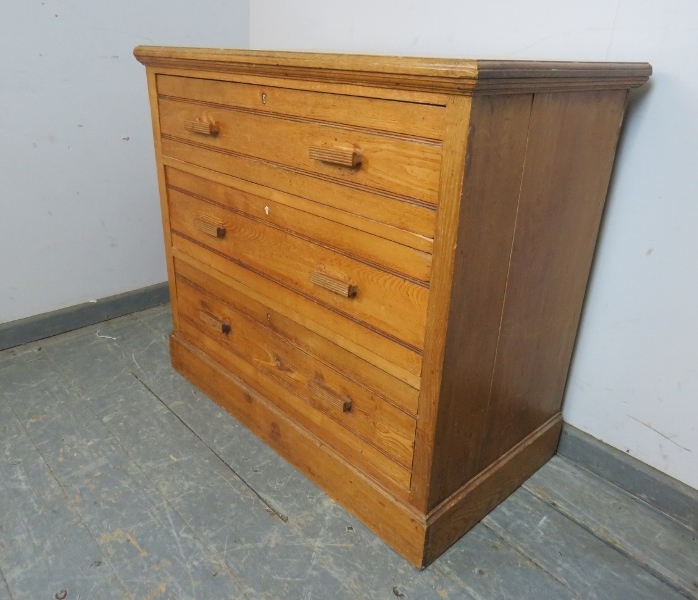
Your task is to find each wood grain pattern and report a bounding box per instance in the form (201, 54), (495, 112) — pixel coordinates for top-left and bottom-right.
(159, 97), (443, 205)
(183, 119), (219, 136)
(172, 329), (413, 492)
(175, 257), (420, 415)
(180, 316), (414, 492)
(168, 188), (430, 351)
(308, 270), (357, 298)
(136, 46), (479, 95)
(152, 65), (450, 105)
(424, 94), (534, 509)
(135, 46), (651, 94)
(163, 159), (434, 253)
(423, 414), (562, 566)
(410, 95), (472, 512)
(138, 49), (650, 568)
(176, 273), (417, 470)
(474, 60), (652, 94)
(156, 73), (447, 140)
(198, 309), (230, 334)
(308, 144), (362, 168)
(170, 334), (427, 562)
(308, 379), (353, 413)
(161, 139), (437, 238)
(166, 166), (433, 282)
(192, 214), (226, 238)
(478, 90), (628, 469)
(172, 249), (424, 384)
(145, 69), (181, 331)
(173, 325), (559, 568)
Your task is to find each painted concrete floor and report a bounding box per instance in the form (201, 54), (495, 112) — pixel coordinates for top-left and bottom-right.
(0, 303), (696, 600)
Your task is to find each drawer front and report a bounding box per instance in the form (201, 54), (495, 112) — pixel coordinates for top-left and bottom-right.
(157, 75), (447, 141)
(175, 257), (420, 415)
(168, 185), (430, 353)
(158, 96), (442, 206)
(173, 249), (423, 384)
(174, 262), (416, 488)
(166, 167), (432, 284)
(161, 137), (436, 239)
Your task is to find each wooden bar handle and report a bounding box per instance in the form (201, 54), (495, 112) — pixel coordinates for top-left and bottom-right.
(309, 380), (352, 413)
(309, 145), (362, 168)
(309, 270), (357, 298)
(193, 215), (226, 238)
(199, 310), (231, 335)
(184, 120), (219, 136)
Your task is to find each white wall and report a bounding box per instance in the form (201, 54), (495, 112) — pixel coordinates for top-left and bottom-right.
(250, 0), (698, 489)
(0, 0), (249, 324)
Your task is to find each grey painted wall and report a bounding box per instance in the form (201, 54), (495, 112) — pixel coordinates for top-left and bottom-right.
(0, 0), (249, 324)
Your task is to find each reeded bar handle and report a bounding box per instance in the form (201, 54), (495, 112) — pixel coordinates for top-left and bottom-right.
(309, 380), (353, 413)
(199, 310), (231, 335)
(309, 145), (362, 168)
(184, 119), (219, 136)
(309, 270), (357, 298)
(193, 215), (226, 238)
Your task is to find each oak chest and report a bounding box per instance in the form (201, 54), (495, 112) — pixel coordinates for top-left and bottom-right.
(135, 47), (651, 567)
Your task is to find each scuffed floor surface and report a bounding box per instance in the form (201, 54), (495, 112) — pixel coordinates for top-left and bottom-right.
(0, 304), (696, 599)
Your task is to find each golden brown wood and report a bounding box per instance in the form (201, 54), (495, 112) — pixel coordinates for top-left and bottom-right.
(137, 48), (650, 568)
(177, 273), (416, 470)
(161, 141), (437, 238)
(167, 166), (433, 281)
(158, 97), (443, 205)
(157, 74), (447, 140)
(192, 214), (226, 238)
(175, 315), (413, 490)
(168, 189), (430, 351)
(198, 309), (231, 334)
(173, 248), (424, 384)
(183, 119), (219, 136)
(145, 70), (182, 331)
(170, 334), (427, 563)
(134, 46), (651, 95)
(154, 66), (450, 105)
(308, 269), (357, 298)
(410, 95), (472, 512)
(308, 144), (362, 168)
(134, 46), (478, 94)
(164, 159), (434, 254)
(175, 257), (420, 415)
(308, 379), (353, 413)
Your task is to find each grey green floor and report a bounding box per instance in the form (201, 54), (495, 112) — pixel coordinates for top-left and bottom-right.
(0, 304), (696, 600)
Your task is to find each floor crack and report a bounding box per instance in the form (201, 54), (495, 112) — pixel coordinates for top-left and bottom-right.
(481, 518), (581, 598)
(0, 544), (16, 600)
(130, 371), (289, 524)
(522, 480), (694, 599)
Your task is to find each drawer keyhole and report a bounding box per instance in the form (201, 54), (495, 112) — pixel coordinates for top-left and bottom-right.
(261, 92), (267, 105)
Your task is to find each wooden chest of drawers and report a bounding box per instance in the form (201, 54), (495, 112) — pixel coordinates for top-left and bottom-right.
(135, 47), (651, 567)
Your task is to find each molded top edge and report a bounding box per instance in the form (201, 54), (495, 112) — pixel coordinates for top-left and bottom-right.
(133, 46), (652, 93)
(134, 46), (479, 77)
